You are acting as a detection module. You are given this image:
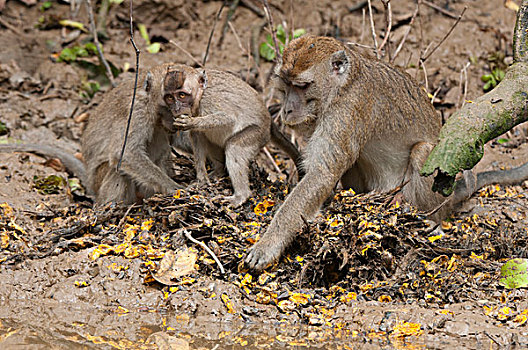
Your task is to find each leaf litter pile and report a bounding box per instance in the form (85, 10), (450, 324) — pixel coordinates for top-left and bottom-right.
(2, 159), (528, 333)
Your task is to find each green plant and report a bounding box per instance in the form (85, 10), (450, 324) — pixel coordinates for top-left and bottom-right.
(481, 68), (505, 92)
(260, 25), (306, 61)
(80, 80), (101, 100)
(138, 23), (161, 54)
(57, 43), (98, 63)
(40, 1), (52, 12)
(0, 121), (8, 136)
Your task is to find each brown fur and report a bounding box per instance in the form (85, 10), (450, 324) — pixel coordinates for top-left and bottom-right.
(246, 35), (528, 271)
(245, 35), (446, 270)
(171, 68), (303, 207)
(81, 63), (204, 204)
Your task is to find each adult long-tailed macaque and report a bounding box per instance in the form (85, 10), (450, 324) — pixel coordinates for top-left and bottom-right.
(0, 63), (205, 204)
(170, 68), (304, 207)
(245, 35), (528, 271)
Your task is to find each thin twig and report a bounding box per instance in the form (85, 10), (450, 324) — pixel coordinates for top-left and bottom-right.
(263, 146), (284, 175)
(228, 21), (245, 53)
(422, 0), (458, 19)
(423, 197), (450, 216)
(431, 85), (441, 103)
(378, 0), (392, 58)
(421, 6), (467, 62)
(118, 203), (139, 228)
(347, 41), (376, 51)
(218, 0), (240, 47)
(420, 59), (429, 93)
(461, 62), (470, 108)
(169, 40), (202, 67)
(261, 0), (281, 61)
(415, 0), (424, 80)
(288, 0), (294, 42)
(85, 0), (115, 87)
(360, 8), (366, 42)
(457, 62), (470, 108)
(203, 0), (227, 67)
(0, 16), (29, 39)
(367, 0), (380, 59)
(482, 331), (504, 347)
(184, 229), (225, 274)
(240, 0), (264, 17)
(391, 5), (418, 63)
(96, 0), (110, 39)
(117, 0), (140, 171)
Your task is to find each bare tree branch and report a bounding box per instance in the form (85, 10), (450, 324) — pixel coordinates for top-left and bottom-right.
(117, 0), (140, 171)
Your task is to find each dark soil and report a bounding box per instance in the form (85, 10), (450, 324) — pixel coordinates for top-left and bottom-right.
(1, 0), (528, 349)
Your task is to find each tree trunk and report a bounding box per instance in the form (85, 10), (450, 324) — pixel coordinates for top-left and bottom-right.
(421, 0), (528, 196)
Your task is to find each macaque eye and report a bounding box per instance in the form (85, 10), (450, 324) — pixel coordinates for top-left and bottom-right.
(178, 92), (187, 99)
(164, 94), (175, 104)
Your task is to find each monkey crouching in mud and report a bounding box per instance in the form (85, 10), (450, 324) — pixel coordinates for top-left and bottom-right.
(245, 35), (528, 271)
(170, 68), (304, 207)
(0, 63), (206, 204)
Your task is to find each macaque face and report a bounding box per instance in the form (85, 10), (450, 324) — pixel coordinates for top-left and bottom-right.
(276, 73), (318, 128)
(160, 68), (206, 132)
(275, 35), (352, 133)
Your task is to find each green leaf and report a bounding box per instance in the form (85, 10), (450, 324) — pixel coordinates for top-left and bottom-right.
(494, 68), (505, 82)
(84, 42), (98, 55)
(57, 48), (77, 62)
(59, 19), (87, 32)
(68, 178), (82, 192)
(80, 80), (100, 100)
(109, 0), (124, 4)
(260, 42), (276, 61)
(40, 1), (52, 12)
(0, 121), (8, 136)
(500, 258), (528, 289)
(293, 28), (306, 39)
(147, 42), (161, 54)
(74, 47), (89, 58)
(481, 74), (492, 82)
(497, 138), (510, 144)
(138, 23), (151, 45)
(279, 42), (285, 55)
(276, 24), (286, 43)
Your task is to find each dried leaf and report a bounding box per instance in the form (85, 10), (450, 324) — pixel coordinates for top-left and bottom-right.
(152, 248), (197, 286)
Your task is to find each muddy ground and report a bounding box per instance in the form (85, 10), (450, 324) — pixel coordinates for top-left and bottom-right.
(1, 0), (528, 348)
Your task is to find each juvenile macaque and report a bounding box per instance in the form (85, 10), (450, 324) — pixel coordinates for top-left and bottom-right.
(0, 63), (205, 204)
(170, 68), (303, 207)
(245, 35), (528, 271)
(82, 63), (207, 204)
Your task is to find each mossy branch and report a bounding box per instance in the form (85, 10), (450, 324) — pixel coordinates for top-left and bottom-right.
(421, 0), (528, 195)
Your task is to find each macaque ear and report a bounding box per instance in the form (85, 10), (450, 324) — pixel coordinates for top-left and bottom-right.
(330, 50), (350, 76)
(143, 72), (153, 93)
(199, 70), (208, 89)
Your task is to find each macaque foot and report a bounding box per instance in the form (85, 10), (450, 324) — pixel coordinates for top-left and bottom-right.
(224, 194), (249, 207)
(245, 238), (284, 271)
(161, 180), (183, 195)
(195, 172), (211, 185)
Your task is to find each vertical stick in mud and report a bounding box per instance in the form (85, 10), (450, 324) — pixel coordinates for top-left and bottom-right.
(117, 0), (141, 171)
